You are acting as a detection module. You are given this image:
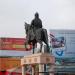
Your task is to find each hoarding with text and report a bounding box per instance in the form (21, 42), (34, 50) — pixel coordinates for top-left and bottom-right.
(0, 38), (32, 51)
(50, 30), (75, 58)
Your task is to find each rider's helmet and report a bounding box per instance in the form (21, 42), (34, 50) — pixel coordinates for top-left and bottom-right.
(35, 12), (39, 18)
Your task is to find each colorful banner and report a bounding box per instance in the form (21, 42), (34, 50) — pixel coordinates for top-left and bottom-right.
(50, 30), (75, 58)
(0, 38), (32, 51)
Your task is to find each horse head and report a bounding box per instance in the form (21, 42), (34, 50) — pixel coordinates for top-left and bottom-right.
(24, 22), (31, 34)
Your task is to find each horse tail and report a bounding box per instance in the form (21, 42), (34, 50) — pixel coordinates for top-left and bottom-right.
(42, 29), (48, 43)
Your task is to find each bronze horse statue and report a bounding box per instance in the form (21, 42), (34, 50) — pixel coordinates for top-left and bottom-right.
(24, 22), (50, 54)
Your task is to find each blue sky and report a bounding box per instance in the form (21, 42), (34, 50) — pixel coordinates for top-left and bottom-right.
(0, 0), (75, 38)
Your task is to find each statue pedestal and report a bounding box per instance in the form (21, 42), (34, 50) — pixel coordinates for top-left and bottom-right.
(21, 53), (55, 75)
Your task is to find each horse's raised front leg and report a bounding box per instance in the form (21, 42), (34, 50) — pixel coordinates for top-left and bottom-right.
(24, 41), (27, 49)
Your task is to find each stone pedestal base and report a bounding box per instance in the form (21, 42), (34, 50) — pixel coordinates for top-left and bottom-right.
(21, 53), (55, 75)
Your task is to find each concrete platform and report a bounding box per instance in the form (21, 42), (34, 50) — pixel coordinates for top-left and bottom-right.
(21, 53), (55, 65)
(21, 53), (55, 75)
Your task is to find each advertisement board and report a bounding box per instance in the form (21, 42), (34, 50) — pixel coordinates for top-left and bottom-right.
(0, 38), (32, 51)
(49, 30), (75, 58)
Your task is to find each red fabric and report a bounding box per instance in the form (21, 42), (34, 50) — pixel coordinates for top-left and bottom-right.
(5, 71), (9, 75)
(0, 71), (6, 75)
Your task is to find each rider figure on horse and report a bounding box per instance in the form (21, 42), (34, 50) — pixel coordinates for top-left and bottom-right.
(31, 12), (42, 34)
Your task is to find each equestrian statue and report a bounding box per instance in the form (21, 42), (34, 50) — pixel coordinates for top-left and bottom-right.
(24, 12), (50, 54)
